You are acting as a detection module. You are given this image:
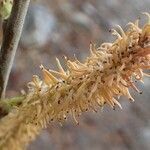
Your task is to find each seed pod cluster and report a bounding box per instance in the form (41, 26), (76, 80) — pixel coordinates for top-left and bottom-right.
(0, 13), (149, 150)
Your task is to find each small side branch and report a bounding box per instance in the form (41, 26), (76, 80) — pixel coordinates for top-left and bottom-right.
(0, 0), (30, 98)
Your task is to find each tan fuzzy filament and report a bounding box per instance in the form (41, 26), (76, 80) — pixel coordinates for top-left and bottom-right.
(0, 13), (150, 150)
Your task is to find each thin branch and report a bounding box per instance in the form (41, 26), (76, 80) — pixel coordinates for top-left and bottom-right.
(0, 0), (30, 98)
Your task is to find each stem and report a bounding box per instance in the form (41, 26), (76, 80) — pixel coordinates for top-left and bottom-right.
(0, 95), (25, 118)
(0, 0), (30, 99)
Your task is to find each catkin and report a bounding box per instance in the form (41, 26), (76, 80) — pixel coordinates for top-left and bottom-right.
(0, 13), (150, 150)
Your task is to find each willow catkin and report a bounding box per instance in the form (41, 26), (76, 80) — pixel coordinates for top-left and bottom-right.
(0, 13), (150, 150)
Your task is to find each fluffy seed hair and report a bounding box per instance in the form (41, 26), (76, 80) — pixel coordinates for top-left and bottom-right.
(0, 13), (150, 150)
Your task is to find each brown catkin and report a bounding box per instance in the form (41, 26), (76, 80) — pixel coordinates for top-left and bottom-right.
(0, 13), (150, 150)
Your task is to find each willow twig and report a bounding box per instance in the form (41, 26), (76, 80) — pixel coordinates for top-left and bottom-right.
(0, 0), (30, 98)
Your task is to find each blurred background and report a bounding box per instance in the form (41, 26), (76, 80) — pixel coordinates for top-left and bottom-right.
(0, 0), (150, 150)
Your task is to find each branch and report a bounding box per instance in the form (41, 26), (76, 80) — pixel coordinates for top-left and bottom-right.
(0, 0), (30, 98)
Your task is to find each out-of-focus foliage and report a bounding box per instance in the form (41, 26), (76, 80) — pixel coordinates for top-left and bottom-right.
(0, 0), (12, 19)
